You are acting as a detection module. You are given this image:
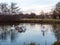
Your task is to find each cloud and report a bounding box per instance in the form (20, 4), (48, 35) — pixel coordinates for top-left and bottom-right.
(20, 0), (60, 12)
(21, 4), (54, 13)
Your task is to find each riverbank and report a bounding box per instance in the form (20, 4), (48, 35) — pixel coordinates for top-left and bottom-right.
(0, 18), (60, 24)
(20, 18), (60, 24)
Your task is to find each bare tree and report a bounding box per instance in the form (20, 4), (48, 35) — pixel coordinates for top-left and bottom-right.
(0, 3), (8, 15)
(53, 2), (60, 19)
(10, 2), (20, 15)
(0, 3), (20, 15)
(40, 11), (45, 19)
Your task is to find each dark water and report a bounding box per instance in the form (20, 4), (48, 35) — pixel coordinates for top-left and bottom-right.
(0, 23), (60, 45)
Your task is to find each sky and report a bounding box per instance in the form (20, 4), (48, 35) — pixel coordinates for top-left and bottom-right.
(0, 0), (60, 14)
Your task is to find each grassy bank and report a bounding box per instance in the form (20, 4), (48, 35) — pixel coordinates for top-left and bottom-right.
(20, 18), (60, 24)
(0, 18), (60, 24)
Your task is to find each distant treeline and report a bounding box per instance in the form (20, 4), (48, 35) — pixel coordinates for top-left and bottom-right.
(0, 2), (60, 19)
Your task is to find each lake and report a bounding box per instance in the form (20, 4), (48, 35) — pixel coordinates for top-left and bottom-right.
(0, 23), (60, 45)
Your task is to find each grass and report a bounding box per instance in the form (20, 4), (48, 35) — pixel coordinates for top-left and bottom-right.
(0, 18), (60, 24)
(20, 18), (60, 24)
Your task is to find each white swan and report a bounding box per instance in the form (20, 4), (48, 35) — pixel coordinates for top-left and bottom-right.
(11, 25), (15, 30)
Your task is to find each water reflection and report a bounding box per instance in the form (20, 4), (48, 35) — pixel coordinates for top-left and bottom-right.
(41, 26), (47, 36)
(53, 24), (60, 41)
(0, 25), (26, 42)
(0, 31), (7, 40)
(0, 23), (59, 45)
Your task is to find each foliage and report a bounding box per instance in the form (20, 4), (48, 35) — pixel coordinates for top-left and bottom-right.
(29, 42), (36, 45)
(0, 3), (20, 15)
(53, 41), (60, 45)
(52, 2), (60, 19)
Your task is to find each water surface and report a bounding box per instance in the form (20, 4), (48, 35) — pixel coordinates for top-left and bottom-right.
(0, 23), (59, 45)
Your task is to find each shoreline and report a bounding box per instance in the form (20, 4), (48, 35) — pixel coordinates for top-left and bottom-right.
(20, 18), (60, 24)
(0, 19), (60, 24)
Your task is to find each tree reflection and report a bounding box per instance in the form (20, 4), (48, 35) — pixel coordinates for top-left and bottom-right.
(0, 25), (16, 41)
(0, 24), (26, 42)
(0, 32), (7, 40)
(10, 25), (26, 42)
(0, 25), (8, 40)
(10, 31), (16, 42)
(53, 24), (60, 41)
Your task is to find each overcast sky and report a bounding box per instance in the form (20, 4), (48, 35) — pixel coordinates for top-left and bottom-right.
(0, 0), (60, 14)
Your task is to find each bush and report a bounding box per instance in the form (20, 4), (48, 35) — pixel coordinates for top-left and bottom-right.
(53, 41), (60, 45)
(29, 42), (36, 45)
